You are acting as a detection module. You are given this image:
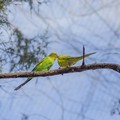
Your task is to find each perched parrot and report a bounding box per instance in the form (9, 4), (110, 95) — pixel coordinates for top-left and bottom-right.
(57, 52), (96, 68)
(14, 52), (58, 90)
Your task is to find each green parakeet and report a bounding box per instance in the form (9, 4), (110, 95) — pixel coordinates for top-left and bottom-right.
(58, 52), (96, 68)
(15, 52), (58, 90)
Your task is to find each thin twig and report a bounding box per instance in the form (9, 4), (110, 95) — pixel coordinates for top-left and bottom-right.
(82, 45), (85, 66)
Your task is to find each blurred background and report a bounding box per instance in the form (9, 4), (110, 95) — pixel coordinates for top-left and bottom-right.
(0, 0), (120, 120)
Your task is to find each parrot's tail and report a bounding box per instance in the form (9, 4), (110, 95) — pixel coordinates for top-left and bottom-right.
(14, 77), (33, 90)
(82, 52), (96, 59)
(69, 52), (96, 62)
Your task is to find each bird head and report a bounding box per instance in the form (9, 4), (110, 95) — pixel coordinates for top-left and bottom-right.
(49, 52), (58, 58)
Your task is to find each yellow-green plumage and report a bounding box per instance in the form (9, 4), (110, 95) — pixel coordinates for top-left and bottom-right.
(58, 52), (96, 68)
(15, 52), (58, 90)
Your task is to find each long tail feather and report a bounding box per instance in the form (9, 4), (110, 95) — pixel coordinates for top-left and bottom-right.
(14, 77), (33, 90)
(66, 52), (96, 61)
(81, 52), (96, 59)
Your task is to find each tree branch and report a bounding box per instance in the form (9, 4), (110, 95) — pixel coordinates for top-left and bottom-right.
(0, 63), (120, 79)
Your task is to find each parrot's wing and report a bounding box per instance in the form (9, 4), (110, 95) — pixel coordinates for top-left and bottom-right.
(32, 57), (45, 71)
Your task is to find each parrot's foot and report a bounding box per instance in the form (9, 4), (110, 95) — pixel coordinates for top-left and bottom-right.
(58, 67), (63, 75)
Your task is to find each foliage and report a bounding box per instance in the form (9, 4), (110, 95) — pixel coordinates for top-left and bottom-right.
(4, 29), (49, 71)
(0, 0), (50, 72)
